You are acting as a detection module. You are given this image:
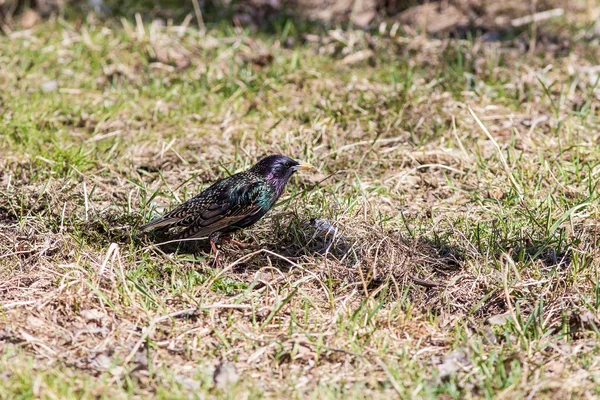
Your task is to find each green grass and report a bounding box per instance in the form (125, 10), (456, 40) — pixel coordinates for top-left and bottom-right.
(1, 8), (600, 399)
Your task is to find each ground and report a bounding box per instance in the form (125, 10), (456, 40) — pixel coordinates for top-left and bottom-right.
(1, 3), (600, 399)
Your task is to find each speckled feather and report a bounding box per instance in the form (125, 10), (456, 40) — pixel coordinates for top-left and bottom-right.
(139, 155), (300, 240)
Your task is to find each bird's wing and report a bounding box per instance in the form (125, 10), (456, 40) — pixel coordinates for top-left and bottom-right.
(138, 207), (191, 232)
(181, 195), (264, 239)
(139, 179), (234, 232)
(140, 178), (266, 239)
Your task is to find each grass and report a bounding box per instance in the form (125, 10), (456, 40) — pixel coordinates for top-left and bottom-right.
(1, 6), (600, 399)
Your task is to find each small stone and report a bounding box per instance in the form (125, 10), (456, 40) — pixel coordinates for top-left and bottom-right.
(213, 360), (239, 389)
(437, 349), (470, 379)
(91, 353), (112, 371)
(40, 80), (58, 93)
(21, 9), (40, 29)
(488, 312), (511, 326)
(545, 360), (564, 374)
(81, 309), (106, 321)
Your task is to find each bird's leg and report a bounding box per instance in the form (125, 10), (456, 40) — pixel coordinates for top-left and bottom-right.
(209, 233), (222, 267)
(210, 240), (222, 267)
(220, 234), (251, 249)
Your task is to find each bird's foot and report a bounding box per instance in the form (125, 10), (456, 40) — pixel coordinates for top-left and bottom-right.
(221, 234), (252, 250)
(229, 239), (250, 249)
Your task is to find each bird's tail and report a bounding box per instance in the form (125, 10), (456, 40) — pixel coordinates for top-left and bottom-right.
(139, 217), (174, 232)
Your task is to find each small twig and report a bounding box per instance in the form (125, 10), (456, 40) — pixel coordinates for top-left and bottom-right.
(191, 0), (206, 32)
(4, 171), (11, 190)
(356, 261), (370, 298)
(452, 115), (470, 160)
(203, 303), (252, 310)
(135, 13), (145, 39)
(159, 138), (176, 160)
(528, 0), (538, 55)
(0, 299), (39, 309)
(411, 276), (441, 288)
(20, 330), (57, 357)
(511, 8), (564, 27)
(60, 202), (67, 233)
(0, 249), (37, 259)
(83, 181), (89, 221)
(502, 254), (525, 338)
(98, 242), (119, 277)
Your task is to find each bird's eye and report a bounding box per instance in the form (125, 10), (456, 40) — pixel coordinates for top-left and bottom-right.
(284, 161), (293, 168)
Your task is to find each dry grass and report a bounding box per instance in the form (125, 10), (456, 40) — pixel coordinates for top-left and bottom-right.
(1, 5), (600, 398)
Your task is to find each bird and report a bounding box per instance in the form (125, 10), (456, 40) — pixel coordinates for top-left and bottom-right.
(139, 154), (313, 261)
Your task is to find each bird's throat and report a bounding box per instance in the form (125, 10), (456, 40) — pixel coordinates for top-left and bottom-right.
(267, 174), (290, 200)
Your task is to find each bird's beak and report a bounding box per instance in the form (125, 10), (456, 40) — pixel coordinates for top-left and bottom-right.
(294, 163), (316, 172)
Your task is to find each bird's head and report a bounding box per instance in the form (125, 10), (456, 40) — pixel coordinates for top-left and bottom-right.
(251, 155), (313, 184)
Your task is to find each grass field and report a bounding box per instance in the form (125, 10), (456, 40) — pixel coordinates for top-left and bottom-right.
(1, 6), (600, 399)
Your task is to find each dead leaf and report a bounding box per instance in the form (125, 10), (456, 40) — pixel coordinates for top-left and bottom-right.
(398, 3), (469, 34)
(152, 44), (191, 69)
(487, 188), (504, 200)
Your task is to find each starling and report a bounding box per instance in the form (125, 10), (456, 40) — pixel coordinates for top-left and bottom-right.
(140, 154), (313, 256)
